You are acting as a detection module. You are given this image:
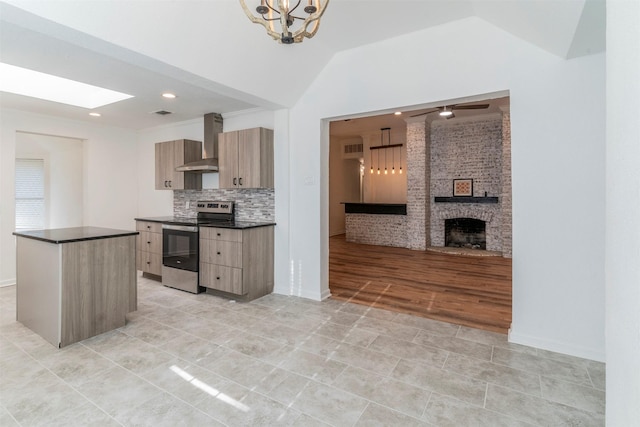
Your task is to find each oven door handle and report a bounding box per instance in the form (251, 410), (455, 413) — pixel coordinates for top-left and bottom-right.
(162, 224), (198, 233)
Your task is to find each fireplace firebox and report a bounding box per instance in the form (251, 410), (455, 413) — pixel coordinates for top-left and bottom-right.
(445, 218), (486, 249)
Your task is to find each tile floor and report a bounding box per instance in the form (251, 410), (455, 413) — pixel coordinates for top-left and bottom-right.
(0, 275), (605, 426)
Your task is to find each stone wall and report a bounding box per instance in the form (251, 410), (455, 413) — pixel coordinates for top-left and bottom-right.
(173, 189), (274, 222)
(406, 118), (429, 250)
(500, 108), (513, 257)
(429, 115), (504, 253)
(345, 214), (408, 247)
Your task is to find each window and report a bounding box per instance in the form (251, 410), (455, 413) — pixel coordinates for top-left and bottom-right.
(15, 158), (45, 230)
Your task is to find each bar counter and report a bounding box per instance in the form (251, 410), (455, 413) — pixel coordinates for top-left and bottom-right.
(341, 202), (407, 215)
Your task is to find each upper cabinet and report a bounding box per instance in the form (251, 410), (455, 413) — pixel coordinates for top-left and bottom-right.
(218, 128), (274, 189)
(155, 139), (202, 190)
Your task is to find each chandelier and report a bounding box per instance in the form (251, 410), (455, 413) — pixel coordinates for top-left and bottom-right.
(239, 0), (330, 44)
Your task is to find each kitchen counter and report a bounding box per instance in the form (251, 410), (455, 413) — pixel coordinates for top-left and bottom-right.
(13, 226), (138, 244)
(342, 203), (408, 247)
(135, 216), (276, 229)
(342, 202), (407, 215)
(13, 227), (137, 348)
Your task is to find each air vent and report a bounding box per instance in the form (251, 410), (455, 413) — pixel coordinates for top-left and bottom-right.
(344, 143), (363, 154)
(153, 110), (172, 115)
(342, 142), (363, 159)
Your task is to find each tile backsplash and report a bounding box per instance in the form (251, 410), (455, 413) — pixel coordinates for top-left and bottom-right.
(173, 189), (275, 222)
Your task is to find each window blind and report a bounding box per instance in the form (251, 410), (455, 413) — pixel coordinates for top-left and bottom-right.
(15, 158), (45, 230)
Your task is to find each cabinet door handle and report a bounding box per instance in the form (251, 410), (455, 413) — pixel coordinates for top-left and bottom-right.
(216, 276), (220, 280)
(233, 177), (237, 186)
(164, 180), (167, 187)
(147, 241), (151, 244)
(168, 180), (172, 188)
(217, 233), (221, 237)
(146, 261), (150, 265)
(217, 251), (221, 255)
(239, 177), (243, 186)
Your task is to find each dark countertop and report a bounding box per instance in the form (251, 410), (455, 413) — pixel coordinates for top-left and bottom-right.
(13, 226), (139, 244)
(135, 216), (198, 226)
(135, 216), (275, 230)
(342, 202), (407, 215)
(199, 221), (276, 230)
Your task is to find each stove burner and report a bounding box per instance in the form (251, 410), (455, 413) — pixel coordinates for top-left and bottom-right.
(196, 200), (235, 225)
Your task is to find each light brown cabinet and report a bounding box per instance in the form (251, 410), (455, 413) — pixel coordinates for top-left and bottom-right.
(199, 225), (274, 300)
(218, 127), (274, 189)
(15, 232), (136, 348)
(155, 139), (203, 190)
(135, 220), (162, 277)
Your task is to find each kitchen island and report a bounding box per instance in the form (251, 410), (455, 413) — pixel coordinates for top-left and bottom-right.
(13, 227), (138, 348)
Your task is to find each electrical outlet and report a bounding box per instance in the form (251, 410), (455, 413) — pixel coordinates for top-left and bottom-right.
(185, 201), (190, 209)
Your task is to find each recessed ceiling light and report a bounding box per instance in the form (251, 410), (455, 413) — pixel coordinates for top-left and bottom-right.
(0, 63), (134, 109)
(162, 93), (176, 99)
(89, 112), (101, 117)
(394, 111), (402, 115)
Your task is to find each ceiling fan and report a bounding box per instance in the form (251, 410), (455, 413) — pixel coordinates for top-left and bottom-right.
(410, 103), (490, 119)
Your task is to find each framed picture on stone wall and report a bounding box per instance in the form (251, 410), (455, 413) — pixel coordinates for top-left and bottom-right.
(453, 179), (473, 197)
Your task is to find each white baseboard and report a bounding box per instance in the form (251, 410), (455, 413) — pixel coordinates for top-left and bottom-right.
(508, 328), (605, 362)
(273, 283), (330, 302)
(0, 279), (16, 287)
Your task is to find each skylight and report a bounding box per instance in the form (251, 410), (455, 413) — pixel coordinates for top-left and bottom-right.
(0, 63), (134, 109)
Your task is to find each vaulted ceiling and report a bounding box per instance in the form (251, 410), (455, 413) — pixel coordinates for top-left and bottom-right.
(0, 0), (605, 129)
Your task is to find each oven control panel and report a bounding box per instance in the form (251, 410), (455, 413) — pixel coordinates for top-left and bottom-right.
(196, 201), (234, 214)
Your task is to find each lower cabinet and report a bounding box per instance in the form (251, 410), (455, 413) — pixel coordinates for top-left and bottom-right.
(199, 225), (274, 300)
(135, 221), (162, 277)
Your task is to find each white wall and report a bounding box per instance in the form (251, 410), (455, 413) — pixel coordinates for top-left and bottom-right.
(606, 0), (640, 425)
(0, 109), (138, 285)
(286, 17), (606, 360)
(329, 136), (361, 236)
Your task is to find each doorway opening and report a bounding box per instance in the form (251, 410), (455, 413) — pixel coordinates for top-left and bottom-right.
(327, 94), (512, 333)
(14, 132), (84, 230)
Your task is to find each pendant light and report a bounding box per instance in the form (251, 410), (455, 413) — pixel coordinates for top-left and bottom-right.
(370, 144), (373, 174)
(383, 129), (388, 174)
(392, 142), (395, 174)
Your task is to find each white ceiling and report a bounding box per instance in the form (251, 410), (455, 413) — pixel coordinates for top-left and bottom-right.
(0, 0), (604, 130)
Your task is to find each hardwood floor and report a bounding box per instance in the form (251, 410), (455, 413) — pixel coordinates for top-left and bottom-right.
(329, 235), (512, 334)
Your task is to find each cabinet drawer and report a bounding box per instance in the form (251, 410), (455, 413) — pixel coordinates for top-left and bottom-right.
(200, 227), (242, 242)
(136, 221), (162, 234)
(137, 250), (162, 276)
(200, 239), (242, 268)
(200, 263), (243, 295)
(136, 231), (162, 254)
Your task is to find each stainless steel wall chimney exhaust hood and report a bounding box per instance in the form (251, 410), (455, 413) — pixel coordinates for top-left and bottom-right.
(175, 113), (223, 172)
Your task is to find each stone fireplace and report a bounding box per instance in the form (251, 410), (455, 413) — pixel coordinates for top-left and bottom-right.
(426, 111), (512, 256)
(445, 218), (486, 249)
(431, 203), (501, 252)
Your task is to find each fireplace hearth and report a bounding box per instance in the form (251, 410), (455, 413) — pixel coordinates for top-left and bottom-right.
(445, 218), (486, 250)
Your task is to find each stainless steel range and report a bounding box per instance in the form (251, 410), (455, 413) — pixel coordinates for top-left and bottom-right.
(161, 201), (234, 294)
